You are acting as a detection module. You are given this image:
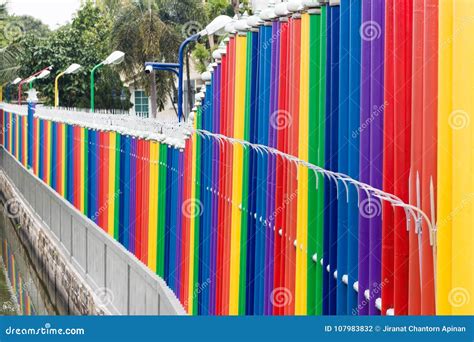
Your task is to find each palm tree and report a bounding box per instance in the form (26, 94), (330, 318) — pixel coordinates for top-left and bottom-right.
(94, 0), (130, 18)
(112, 0), (179, 118)
(0, 2), (21, 86)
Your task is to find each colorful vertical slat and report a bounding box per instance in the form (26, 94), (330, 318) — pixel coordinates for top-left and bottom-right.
(1, 0), (472, 317)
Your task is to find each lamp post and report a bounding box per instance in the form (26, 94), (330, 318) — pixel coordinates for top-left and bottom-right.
(55, 63), (82, 107)
(145, 15), (233, 122)
(29, 69), (51, 90)
(90, 51), (125, 112)
(0, 81), (9, 103)
(17, 66), (53, 105)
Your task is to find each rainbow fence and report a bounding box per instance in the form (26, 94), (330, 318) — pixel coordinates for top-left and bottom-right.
(0, 0), (473, 316)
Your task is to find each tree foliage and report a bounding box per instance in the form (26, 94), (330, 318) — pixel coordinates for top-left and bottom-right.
(205, 0), (235, 19)
(111, 0), (179, 112)
(0, 0), (243, 111)
(0, 4), (51, 83)
(192, 0), (241, 73)
(3, 2), (129, 108)
(0, 12), (50, 48)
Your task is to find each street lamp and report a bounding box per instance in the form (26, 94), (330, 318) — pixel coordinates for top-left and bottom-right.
(37, 69), (51, 80)
(145, 15), (233, 122)
(17, 66), (53, 105)
(55, 63), (82, 107)
(34, 71), (49, 88)
(28, 69), (52, 89)
(90, 50), (125, 112)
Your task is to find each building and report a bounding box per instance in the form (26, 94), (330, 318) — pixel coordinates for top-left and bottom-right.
(125, 61), (201, 120)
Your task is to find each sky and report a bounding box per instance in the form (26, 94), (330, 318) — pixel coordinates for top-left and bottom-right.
(6, 0), (82, 28)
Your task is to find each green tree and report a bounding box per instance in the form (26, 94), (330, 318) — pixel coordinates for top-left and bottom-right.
(95, 0), (131, 18)
(156, 0), (210, 117)
(192, 43), (211, 74)
(205, 0), (234, 20)
(0, 3), (19, 86)
(0, 4), (51, 85)
(10, 2), (129, 109)
(112, 0), (211, 118)
(0, 13), (50, 49)
(112, 0), (177, 117)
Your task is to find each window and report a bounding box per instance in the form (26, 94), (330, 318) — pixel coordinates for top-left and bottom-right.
(134, 90), (149, 118)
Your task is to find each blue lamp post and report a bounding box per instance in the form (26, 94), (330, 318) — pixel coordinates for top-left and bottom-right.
(145, 15), (233, 122)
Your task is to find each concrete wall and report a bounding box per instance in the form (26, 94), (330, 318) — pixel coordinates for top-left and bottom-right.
(0, 148), (185, 315)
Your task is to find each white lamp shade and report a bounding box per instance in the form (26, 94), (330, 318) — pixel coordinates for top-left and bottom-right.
(37, 70), (51, 79)
(235, 12), (251, 31)
(65, 63), (82, 74)
(224, 22), (235, 34)
(224, 16), (238, 34)
(11, 77), (22, 85)
(203, 15), (234, 36)
(103, 51), (125, 65)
